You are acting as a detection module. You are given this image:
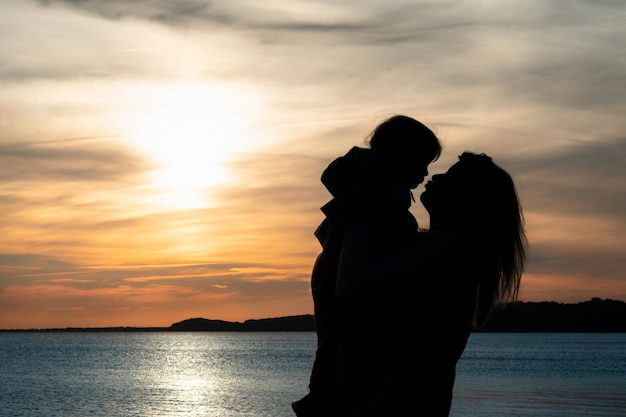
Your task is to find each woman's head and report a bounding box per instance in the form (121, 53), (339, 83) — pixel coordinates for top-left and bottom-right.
(367, 115), (442, 188)
(421, 152), (527, 328)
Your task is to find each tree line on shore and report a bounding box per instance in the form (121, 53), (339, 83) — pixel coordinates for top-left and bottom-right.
(169, 298), (626, 332)
(483, 297), (626, 332)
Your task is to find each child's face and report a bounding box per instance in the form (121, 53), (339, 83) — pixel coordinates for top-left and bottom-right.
(405, 156), (432, 189)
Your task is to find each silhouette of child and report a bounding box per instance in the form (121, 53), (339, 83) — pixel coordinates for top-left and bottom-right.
(293, 115), (442, 417)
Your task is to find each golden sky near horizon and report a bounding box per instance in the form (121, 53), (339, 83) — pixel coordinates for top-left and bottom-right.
(1, 0), (626, 328)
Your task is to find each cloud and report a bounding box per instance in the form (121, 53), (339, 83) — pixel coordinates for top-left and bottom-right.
(36, 0), (366, 31)
(0, 253), (76, 283)
(0, 250), (309, 288)
(27, 0), (626, 126)
(0, 249), (314, 328)
(1, 3), (197, 82)
(0, 138), (155, 252)
(33, 0), (498, 50)
(0, 138), (151, 184)
(527, 239), (626, 278)
(509, 137), (626, 221)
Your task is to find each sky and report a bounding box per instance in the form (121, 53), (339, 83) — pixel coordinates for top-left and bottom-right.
(1, 0), (625, 329)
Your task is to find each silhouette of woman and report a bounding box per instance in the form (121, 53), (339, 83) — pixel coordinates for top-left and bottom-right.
(334, 152), (527, 417)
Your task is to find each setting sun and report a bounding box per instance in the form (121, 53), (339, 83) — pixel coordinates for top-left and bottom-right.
(127, 83), (261, 209)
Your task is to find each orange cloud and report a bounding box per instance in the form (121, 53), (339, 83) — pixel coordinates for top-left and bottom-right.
(0, 278), (313, 329)
(519, 273), (626, 304)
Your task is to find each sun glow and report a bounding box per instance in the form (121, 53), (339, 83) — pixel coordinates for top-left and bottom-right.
(128, 83), (260, 209)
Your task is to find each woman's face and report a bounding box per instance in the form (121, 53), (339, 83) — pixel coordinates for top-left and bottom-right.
(420, 161), (467, 215)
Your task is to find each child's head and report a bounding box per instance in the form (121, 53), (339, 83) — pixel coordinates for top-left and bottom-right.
(367, 115), (442, 188)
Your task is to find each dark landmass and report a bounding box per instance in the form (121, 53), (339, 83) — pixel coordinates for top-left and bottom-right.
(2, 298), (625, 332)
(169, 315), (315, 332)
(2, 326), (171, 332)
(169, 298), (626, 332)
(482, 297), (626, 332)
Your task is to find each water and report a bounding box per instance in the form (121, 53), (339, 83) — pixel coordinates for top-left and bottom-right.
(452, 333), (626, 416)
(0, 332), (624, 417)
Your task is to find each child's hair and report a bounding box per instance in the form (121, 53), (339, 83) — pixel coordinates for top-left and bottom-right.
(367, 115), (442, 163)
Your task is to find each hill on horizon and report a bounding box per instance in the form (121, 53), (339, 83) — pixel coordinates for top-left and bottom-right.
(170, 314), (315, 331)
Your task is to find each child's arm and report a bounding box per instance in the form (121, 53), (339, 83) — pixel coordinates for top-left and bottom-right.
(335, 224), (470, 302)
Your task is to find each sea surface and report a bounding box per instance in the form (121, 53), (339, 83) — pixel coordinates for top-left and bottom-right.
(0, 332), (625, 417)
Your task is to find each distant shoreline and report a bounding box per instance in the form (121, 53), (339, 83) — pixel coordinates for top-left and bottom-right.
(2, 298), (625, 332)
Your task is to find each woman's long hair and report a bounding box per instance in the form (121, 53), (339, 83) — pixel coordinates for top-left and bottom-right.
(456, 153), (527, 328)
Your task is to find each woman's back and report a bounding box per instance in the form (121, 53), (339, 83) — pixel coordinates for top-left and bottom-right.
(335, 231), (479, 416)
